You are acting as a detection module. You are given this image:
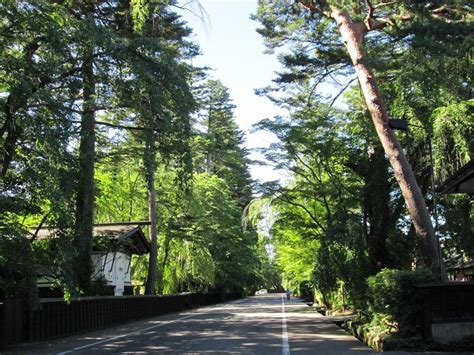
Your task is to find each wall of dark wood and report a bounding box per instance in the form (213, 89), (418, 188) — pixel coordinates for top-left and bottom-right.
(418, 282), (474, 341)
(0, 292), (241, 348)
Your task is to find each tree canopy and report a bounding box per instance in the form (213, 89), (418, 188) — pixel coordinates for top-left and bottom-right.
(0, 2), (472, 328)
(251, 0), (472, 308)
(0, 0), (265, 300)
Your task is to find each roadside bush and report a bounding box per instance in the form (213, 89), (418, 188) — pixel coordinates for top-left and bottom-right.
(367, 268), (436, 336)
(90, 275), (113, 296)
(32, 228), (77, 301)
(298, 281), (314, 302)
(0, 231), (38, 306)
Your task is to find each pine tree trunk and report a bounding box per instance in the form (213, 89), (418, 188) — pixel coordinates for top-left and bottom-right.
(157, 235), (171, 295)
(144, 131), (158, 295)
(331, 9), (442, 274)
(365, 146), (393, 271)
(74, 40), (96, 294)
(206, 107), (212, 174)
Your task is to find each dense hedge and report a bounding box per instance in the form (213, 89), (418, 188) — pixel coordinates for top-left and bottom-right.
(0, 234), (37, 304)
(367, 268), (436, 336)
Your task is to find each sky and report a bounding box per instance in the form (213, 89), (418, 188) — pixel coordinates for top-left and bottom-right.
(178, 0), (287, 183)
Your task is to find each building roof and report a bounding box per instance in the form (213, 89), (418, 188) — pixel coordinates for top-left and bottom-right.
(436, 159), (474, 195)
(447, 260), (474, 271)
(32, 222), (151, 255)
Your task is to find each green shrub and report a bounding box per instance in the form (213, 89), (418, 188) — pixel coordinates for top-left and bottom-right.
(0, 231), (38, 306)
(90, 275), (112, 296)
(367, 268), (436, 336)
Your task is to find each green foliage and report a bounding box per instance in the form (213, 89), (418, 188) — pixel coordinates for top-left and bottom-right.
(0, 230), (38, 306)
(253, 95), (373, 308)
(187, 174), (259, 293)
(275, 227), (319, 292)
(130, 0), (150, 32)
(31, 227), (77, 301)
(124, 168), (262, 295)
(1, 0), (200, 297)
(440, 195), (474, 265)
(95, 157), (148, 223)
(432, 100), (474, 182)
(194, 79), (253, 208)
(252, 0), (472, 318)
(162, 240), (215, 294)
(367, 269), (436, 336)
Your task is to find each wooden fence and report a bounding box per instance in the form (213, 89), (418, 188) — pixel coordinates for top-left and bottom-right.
(0, 292), (241, 348)
(418, 282), (474, 342)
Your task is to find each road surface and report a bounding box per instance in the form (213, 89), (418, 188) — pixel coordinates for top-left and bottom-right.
(7, 294), (375, 354)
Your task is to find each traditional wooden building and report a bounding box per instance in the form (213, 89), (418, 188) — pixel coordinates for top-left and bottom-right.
(436, 159), (474, 195)
(32, 222), (150, 297)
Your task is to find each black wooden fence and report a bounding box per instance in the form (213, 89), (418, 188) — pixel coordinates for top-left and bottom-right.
(417, 282), (474, 340)
(0, 292), (241, 348)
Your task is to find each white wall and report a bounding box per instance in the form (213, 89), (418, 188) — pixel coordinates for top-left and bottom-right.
(91, 252), (131, 296)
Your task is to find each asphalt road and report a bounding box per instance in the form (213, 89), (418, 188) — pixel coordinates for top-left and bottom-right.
(7, 294), (375, 354)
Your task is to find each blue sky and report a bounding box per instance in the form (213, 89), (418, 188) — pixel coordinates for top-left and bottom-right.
(179, 0), (286, 183)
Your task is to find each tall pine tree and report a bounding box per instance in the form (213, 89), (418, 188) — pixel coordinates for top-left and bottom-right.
(195, 79), (253, 208)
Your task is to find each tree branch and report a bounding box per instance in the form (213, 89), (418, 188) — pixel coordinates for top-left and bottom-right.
(329, 77), (357, 107)
(365, 0), (375, 24)
(431, 6), (469, 24)
(277, 193), (328, 234)
(431, 4), (469, 16)
(30, 212), (51, 243)
(298, 1), (320, 14)
(298, 1), (331, 17)
(373, 1), (400, 9)
(96, 120), (144, 131)
(71, 120), (144, 131)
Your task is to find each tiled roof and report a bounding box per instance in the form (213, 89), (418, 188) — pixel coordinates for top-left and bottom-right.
(31, 222), (151, 255)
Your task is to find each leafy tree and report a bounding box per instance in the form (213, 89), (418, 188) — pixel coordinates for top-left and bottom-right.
(0, 1), (80, 177)
(161, 239), (216, 294)
(95, 156), (148, 223)
(186, 174), (259, 292)
(1, 0), (198, 296)
(0, 230), (37, 303)
(0, 1), (82, 298)
(128, 171), (261, 295)
(77, 1), (197, 294)
(253, 0), (473, 274)
(432, 100), (473, 182)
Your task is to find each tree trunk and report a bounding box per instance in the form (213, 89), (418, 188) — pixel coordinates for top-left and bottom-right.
(206, 107), (212, 174)
(74, 39), (96, 294)
(0, 98), (21, 176)
(365, 146), (393, 271)
(157, 235), (171, 295)
(144, 130), (158, 295)
(331, 9), (442, 275)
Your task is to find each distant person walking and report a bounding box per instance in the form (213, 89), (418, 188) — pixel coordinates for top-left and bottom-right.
(286, 288), (291, 300)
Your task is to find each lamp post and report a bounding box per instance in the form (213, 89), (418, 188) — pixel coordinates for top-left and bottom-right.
(388, 119), (443, 273)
